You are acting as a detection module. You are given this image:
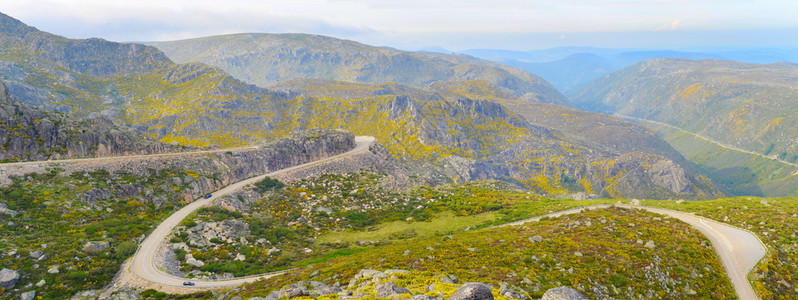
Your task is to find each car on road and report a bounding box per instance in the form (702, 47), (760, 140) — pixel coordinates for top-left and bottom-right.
(204, 194), (212, 199)
(183, 281), (195, 286)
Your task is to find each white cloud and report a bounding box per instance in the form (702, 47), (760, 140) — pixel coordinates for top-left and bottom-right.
(654, 20), (682, 31)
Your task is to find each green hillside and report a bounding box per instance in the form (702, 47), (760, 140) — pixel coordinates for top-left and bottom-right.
(571, 58), (798, 196)
(572, 58), (798, 162)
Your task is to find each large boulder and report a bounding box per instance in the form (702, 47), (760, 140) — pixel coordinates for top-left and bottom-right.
(0, 268), (20, 289)
(186, 257), (205, 267)
(375, 282), (411, 298)
(541, 286), (588, 300)
(448, 282), (494, 300)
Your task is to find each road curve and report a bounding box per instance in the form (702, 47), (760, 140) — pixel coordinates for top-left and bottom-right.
(129, 136), (375, 289)
(499, 204), (766, 300)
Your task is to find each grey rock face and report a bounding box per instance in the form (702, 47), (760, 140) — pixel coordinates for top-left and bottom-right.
(0, 268), (20, 289)
(374, 282), (411, 298)
(650, 160), (691, 194)
(448, 282), (494, 300)
(0, 81), (182, 163)
(541, 286), (588, 300)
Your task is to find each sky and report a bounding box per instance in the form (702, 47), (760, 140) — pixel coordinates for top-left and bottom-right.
(2, 0), (798, 51)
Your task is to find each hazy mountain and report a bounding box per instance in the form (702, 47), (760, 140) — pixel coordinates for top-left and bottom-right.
(461, 47), (798, 93)
(572, 58), (798, 196)
(149, 33), (568, 106)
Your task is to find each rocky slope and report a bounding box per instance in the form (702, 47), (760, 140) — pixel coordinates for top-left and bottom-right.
(0, 81), (183, 162)
(273, 79), (722, 199)
(149, 33), (568, 105)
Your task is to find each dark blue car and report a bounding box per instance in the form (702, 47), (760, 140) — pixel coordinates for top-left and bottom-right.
(204, 194), (212, 199)
(183, 281), (195, 286)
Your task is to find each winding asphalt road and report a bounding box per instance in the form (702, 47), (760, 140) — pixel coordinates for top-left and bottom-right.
(499, 203), (766, 300)
(87, 134), (764, 298)
(129, 136), (375, 288)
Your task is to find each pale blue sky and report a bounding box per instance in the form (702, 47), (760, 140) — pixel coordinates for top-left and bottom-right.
(2, 0), (797, 50)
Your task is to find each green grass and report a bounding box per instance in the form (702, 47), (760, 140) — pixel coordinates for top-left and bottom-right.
(317, 211), (497, 244)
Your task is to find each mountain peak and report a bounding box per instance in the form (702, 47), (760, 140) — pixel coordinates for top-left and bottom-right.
(0, 11), (37, 35)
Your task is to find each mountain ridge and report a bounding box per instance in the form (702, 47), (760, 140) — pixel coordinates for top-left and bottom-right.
(149, 32), (569, 106)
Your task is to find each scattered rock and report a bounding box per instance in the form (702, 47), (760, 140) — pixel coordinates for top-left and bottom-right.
(529, 236), (543, 243)
(20, 290), (36, 300)
(403, 250), (411, 256)
(186, 257), (205, 267)
(374, 282), (411, 298)
(47, 265), (60, 274)
(645, 241), (656, 249)
(630, 199), (641, 206)
(234, 253), (246, 261)
(541, 286), (588, 300)
(30, 250), (44, 259)
(358, 269), (387, 280)
(448, 282), (494, 300)
(36, 279), (46, 287)
(0, 268), (19, 289)
(574, 252), (583, 257)
(82, 241), (111, 254)
(761, 199), (769, 206)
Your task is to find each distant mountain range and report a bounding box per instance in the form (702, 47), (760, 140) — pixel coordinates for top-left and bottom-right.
(149, 33), (568, 106)
(458, 47), (798, 93)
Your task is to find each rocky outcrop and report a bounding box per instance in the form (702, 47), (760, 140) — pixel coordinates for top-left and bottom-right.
(0, 81), (183, 162)
(541, 286), (588, 300)
(0, 268), (20, 289)
(82, 241), (111, 254)
(184, 219), (250, 248)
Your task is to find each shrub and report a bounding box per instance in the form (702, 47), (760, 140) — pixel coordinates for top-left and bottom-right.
(254, 177), (284, 192)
